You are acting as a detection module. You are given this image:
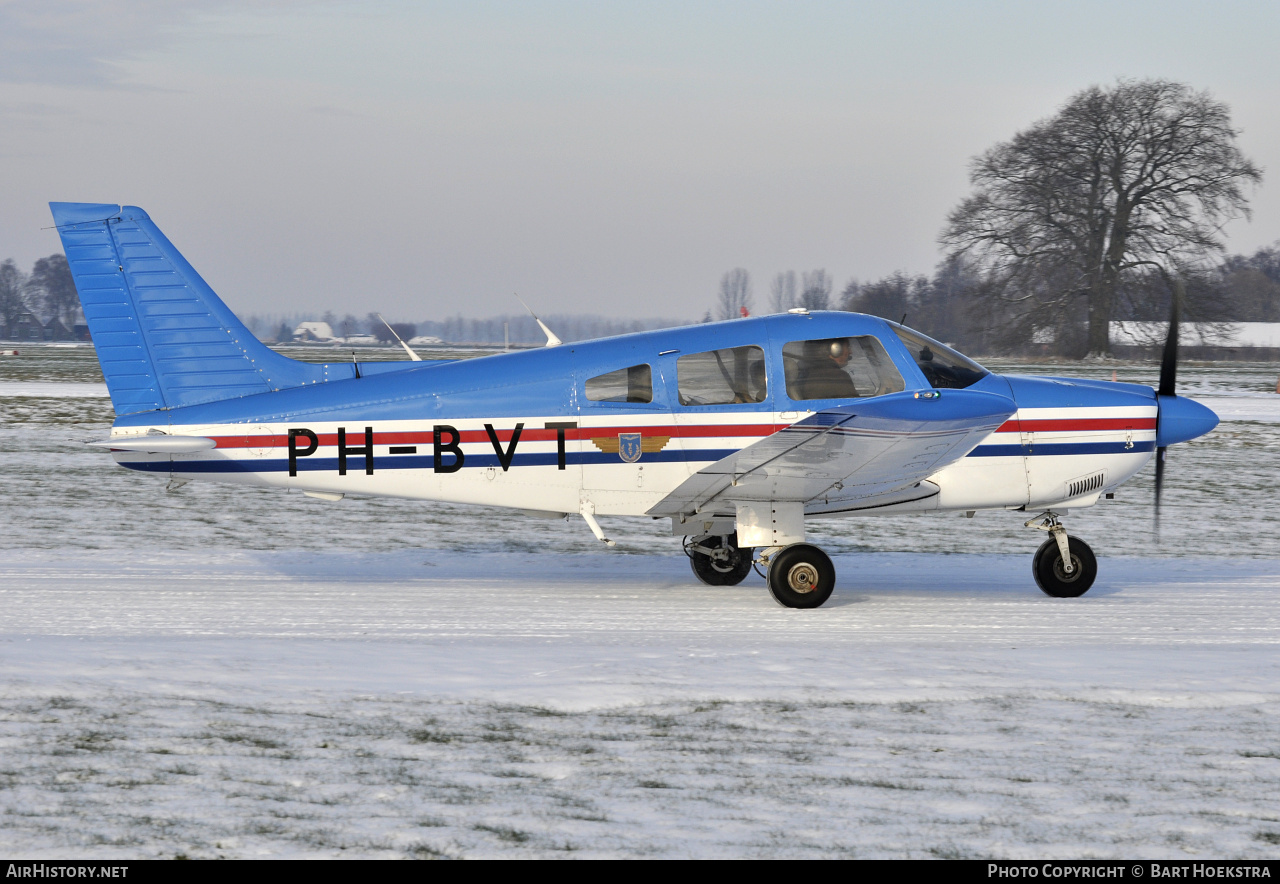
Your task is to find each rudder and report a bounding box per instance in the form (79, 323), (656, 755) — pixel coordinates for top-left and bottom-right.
(49, 202), (329, 415)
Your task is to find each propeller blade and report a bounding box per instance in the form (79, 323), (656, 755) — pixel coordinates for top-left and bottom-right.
(1154, 445), (1166, 540)
(1154, 274), (1183, 539)
(1157, 277), (1182, 398)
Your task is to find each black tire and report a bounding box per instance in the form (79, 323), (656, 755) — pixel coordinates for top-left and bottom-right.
(1032, 536), (1097, 598)
(766, 543), (836, 608)
(689, 533), (754, 586)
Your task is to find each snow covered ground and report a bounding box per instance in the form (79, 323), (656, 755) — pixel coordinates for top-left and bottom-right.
(1, 347), (1279, 858)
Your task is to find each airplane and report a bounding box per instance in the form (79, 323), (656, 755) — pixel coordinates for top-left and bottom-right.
(48, 202), (1219, 608)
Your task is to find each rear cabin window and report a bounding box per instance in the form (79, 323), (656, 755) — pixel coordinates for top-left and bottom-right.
(890, 325), (988, 389)
(783, 336), (906, 400)
(676, 346), (767, 406)
(585, 364), (653, 403)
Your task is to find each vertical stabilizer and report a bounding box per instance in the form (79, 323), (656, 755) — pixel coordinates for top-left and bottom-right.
(49, 203), (331, 415)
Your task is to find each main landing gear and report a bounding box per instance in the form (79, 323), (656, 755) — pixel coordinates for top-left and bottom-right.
(685, 532), (754, 586)
(685, 533), (836, 608)
(762, 543), (835, 609)
(1025, 511), (1097, 597)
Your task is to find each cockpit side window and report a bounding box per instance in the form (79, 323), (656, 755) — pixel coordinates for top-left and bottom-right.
(890, 324), (989, 389)
(676, 346), (766, 406)
(783, 336), (906, 400)
(585, 364), (653, 403)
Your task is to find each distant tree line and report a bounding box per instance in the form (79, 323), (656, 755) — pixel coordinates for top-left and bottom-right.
(709, 241), (1280, 358)
(0, 254), (82, 339)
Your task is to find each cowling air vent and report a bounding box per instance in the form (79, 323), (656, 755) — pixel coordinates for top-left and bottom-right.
(1066, 471), (1106, 499)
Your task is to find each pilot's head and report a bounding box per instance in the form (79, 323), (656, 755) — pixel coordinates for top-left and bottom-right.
(826, 338), (851, 367)
(805, 338), (851, 366)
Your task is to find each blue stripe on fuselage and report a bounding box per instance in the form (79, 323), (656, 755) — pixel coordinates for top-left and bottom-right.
(120, 448), (741, 474)
(967, 441), (1156, 457)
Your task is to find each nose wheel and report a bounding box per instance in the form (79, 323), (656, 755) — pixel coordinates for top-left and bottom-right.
(1032, 536), (1097, 597)
(1026, 512), (1098, 597)
(764, 543), (836, 608)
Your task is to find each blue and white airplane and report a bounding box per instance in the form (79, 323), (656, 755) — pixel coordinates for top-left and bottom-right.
(50, 202), (1219, 608)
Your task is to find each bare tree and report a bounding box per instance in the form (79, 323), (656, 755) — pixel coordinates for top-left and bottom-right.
(942, 79), (1261, 356)
(715, 268), (753, 320)
(768, 271), (798, 313)
(0, 259), (29, 337)
(27, 254), (79, 327)
(846, 271), (926, 323)
(1217, 244), (1280, 321)
(799, 269), (831, 311)
(837, 277), (860, 311)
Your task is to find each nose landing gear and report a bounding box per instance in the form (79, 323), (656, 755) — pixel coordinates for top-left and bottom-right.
(1025, 511), (1097, 597)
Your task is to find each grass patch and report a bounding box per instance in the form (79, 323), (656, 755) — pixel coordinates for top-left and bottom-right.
(219, 734), (284, 749)
(474, 824), (531, 844)
(409, 842), (452, 859)
(835, 777), (924, 791)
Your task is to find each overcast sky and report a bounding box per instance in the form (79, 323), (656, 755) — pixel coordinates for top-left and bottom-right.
(1, 0), (1277, 322)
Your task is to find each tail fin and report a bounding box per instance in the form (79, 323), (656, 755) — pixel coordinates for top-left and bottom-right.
(49, 203), (332, 416)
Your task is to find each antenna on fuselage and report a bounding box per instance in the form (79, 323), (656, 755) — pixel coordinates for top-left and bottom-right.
(375, 313), (422, 361)
(515, 294), (562, 347)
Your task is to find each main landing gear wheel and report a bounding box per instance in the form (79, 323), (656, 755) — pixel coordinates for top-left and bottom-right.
(766, 543), (836, 609)
(688, 532), (754, 586)
(1032, 536), (1097, 598)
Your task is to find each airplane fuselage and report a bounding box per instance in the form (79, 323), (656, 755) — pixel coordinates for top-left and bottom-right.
(103, 312), (1160, 523)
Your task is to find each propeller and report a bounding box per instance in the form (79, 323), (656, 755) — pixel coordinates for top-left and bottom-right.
(1153, 277), (1181, 537)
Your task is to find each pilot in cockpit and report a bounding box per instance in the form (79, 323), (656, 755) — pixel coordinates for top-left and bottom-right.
(795, 338), (859, 399)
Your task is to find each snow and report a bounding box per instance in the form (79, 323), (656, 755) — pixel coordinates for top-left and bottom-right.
(2, 551), (1279, 858)
(1, 349), (1279, 858)
(1113, 321), (1280, 349)
(0, 381), (109, 398)
(1190, 395), (1280, 424)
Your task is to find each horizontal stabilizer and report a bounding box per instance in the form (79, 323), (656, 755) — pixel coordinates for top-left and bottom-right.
(649, 389), (1016, 518)
(87, 435), (217, 453)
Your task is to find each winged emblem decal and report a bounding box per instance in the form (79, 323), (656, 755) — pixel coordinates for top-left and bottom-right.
(592, 433), (670, 463)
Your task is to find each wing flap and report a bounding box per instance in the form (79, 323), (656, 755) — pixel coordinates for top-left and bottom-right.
(649, 389), (1016, 517)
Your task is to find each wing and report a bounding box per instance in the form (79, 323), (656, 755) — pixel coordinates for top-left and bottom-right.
(648, 389), (1017, 518)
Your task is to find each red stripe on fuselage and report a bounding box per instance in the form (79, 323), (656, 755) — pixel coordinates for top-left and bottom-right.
(207, 423), (791, 449)
(995, 417), (1157, 434)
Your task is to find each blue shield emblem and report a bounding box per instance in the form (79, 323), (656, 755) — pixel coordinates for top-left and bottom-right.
(618, 433), (642, 463)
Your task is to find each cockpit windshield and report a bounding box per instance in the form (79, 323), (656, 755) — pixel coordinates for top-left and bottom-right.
(889, 323), (989, 390)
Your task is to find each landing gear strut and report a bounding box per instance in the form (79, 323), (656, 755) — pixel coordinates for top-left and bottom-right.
(761, 543), (835, 609)
(685, 532), (754, 586)
(1025, 511), (1097, 597)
